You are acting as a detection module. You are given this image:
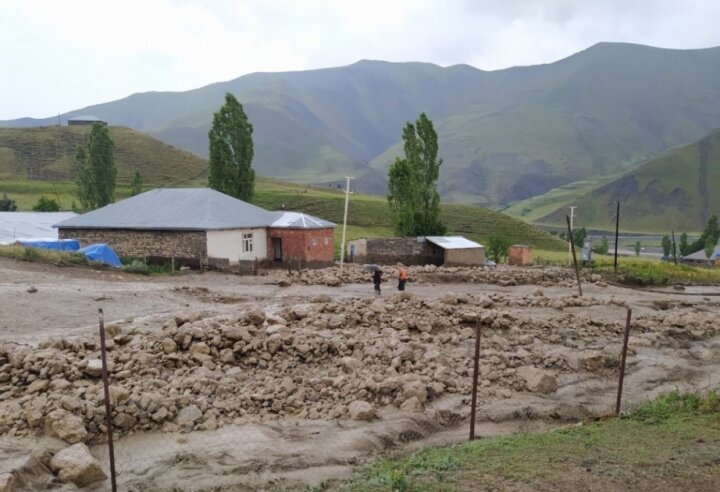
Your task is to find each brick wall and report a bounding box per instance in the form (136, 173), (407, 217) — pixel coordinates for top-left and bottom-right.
(267, 227), (334, 267)
(445, 247), (485, 266)
(58, 228), (207, 260)
(508, 245), (533, 266)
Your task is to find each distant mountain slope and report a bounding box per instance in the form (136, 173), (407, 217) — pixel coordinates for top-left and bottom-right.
(536, 128), (720, 232)
(4, 43), (720, 204)
(0, 126), (207, 184)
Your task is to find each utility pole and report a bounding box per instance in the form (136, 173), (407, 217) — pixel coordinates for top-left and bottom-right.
(339, 176), (353, 271)
(614, 201), (620, 273)
(568, 206), (577, 261)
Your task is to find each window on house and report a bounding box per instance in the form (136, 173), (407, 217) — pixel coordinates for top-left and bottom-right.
(242, 232), (253, 253)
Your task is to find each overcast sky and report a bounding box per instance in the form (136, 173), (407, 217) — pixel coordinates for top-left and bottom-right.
(2, 0), (720, 119)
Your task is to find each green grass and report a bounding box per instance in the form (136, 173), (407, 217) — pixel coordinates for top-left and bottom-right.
(343, 390), (720, 492)
(0, 244), (88, 266)
(534, 248), (720, 285)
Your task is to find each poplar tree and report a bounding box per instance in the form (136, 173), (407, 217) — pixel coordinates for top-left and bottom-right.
(130, 170), (143, 196)
(75, 123), (116, 210)
(208, 93), (255, 201)
(387, 113), (446, 236)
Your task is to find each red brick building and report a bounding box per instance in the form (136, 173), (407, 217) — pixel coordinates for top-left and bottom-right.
(267, 212), (335, 267)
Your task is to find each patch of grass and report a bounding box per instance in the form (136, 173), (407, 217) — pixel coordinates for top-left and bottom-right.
(343, 390), (720, 492)
(0, 244), (87, 266)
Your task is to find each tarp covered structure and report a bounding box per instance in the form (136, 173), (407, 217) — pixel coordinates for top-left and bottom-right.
(19, 239), (80, 251)
(78, 243), (122, 268)
(0, 212), (77, 244)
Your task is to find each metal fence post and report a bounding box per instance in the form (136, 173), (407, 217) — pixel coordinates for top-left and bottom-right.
(469, 317), (481, 440)
(566, 215), (583, 296)
(615, 308), (632, 416)
(99, 309), (118, 492)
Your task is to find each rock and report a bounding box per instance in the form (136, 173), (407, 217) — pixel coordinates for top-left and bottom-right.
(416, 320), (432, 333)
(400, 396), (423, 412)
(576, 350), (606, 371)
(340, 357), (360, 373)
(348, 400), (374, 421)
(311, 294), (331, 303)
(27, 286), (38, 294)
(324, 275), (341, 286)
(109, 385), (130, 404)
(83, 359), (110, 377)
(177, 405), (202, 426)
(189, 342), (210, 357)
(533, 288), (544, 297)
(26, 379), (49, 394)
(402, 381), (428, 403)
(112, 413), (136, 429)
(291, 305), (310, 319)
(441, 293), (457, 305)
(0, 473), (15, 492)
(244, 309), (266, 326)
(49, 443), (107, 486)
(517, 366), (557, 394)
(44, 410), (88, 444)
(222, 327), (253, 342)
(277, 277), (291, 287)
(161, 338), (177, 354)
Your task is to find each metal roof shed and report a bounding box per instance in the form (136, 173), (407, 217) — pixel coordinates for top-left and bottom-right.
(425, 236), (485, 266)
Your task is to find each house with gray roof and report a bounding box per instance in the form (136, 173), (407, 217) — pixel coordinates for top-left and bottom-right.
(56, 188), (335, 267)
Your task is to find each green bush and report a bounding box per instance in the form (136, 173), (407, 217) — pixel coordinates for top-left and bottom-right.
(122, 259), (150, 275)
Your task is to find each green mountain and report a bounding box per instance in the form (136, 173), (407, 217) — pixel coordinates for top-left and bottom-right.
(535, 128), (720, 232)
(4, 43), (720, 205)
(0, 126), (207, 185)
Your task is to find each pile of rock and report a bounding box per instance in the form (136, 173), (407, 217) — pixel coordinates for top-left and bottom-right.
(0, 291), (716, 451)
(281, 264), (586, 288)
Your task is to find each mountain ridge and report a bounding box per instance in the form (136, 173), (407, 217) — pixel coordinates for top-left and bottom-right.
(4, 42), (720, 205)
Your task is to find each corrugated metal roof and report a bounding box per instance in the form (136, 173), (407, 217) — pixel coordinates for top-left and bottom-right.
(0, 212), (77, 244)
(56, 188), (278, 231)
(68, 115), (103, 121)
(683, 245), (720, 261)
(270, 212), (335, 229)
(425, 236), (483, 250)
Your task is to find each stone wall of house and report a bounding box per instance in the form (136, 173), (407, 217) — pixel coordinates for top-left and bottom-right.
(445, 247), (485, 266)
(58, 228), (208, 260)
(267, 227), (335, 267)
(347, 237), (442, 266)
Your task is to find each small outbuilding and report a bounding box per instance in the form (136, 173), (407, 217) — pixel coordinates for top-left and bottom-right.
(507, 244), (534, 266)
(425, 236), (485, 266)
(67, 115), (107, 126)
(346, 235), (484, 266)
(267, 212), (335, 267)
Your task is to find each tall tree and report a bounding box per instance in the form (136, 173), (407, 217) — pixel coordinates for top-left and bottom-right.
(661, 235), (672, 258)
(387, 113), (446, 236)
(130, 170), (144, 196)
(208, 93), (255, 201)
(75, 123), (116, 210)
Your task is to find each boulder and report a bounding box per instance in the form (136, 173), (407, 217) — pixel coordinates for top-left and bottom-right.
(161, 338), (177, 354)
(222, 327), (253, 342)
(576, 350), (606, 371)
(83, 359), (105, 377)
(26, 379), (49, 394)
(400, 396), (423, 413)
(244, 309), (266, 326)
(517, 366), (557, 394)
(44, 410), (88, 444)
(49, 443), (107, 486)
(402, 380), (428, 403)
(324, 276), (341, 287)
(348, 400), (374, 421)
(177, 405), (202, 426)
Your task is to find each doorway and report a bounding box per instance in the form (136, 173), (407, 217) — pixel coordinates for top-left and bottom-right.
(271, 237), (282, 261)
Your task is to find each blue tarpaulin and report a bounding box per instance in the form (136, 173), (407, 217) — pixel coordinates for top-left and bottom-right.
(78, 243), (122, 268)
(19, 239), (80, 251)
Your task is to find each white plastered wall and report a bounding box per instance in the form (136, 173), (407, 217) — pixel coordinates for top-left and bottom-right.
(206, 228), (267, 263)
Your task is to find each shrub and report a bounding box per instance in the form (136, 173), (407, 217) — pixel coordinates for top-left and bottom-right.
(122, 259), (150, 275)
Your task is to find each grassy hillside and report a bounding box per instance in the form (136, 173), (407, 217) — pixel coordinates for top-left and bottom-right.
(0, 177), (566, 252)
(0, 126), (207, 185)
(5, 43), (720, 205)
(535, 128), (720, 232)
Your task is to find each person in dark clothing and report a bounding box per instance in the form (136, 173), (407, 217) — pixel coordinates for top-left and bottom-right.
(373, 269), (382, 295)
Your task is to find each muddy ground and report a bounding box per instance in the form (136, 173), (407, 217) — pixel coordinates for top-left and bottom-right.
(1, 257), (719, 491)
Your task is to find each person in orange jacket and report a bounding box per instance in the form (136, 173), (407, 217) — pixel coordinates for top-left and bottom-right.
(397, 262), (408, 291)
